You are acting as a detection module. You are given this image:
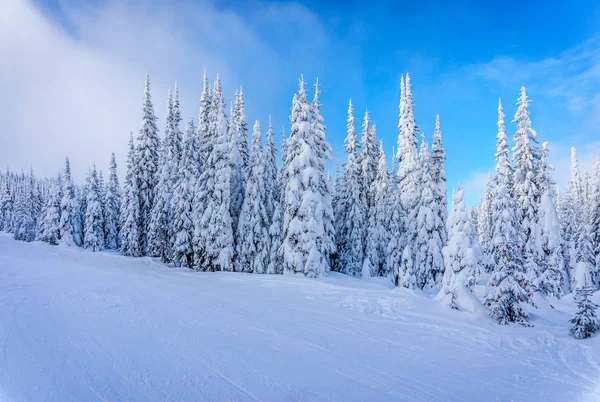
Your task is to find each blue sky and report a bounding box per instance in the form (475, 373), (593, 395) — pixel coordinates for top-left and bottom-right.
(2, 0), (600, 205)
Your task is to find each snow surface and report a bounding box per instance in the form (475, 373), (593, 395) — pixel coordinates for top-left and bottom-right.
(0, 233), (599, 401)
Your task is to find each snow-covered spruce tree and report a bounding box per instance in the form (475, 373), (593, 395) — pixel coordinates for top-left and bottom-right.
(437, 185), (481, 310)
(267, 128), (288, 275)
(236, 120), (270, 274)
(533, 189), (567, 298)
(491, 99), (517, 265)
(120, 133), (141, 257)
(83, 166), (104, 252)
(104, 153), (121, 250)
(592, 157), (600, 285)
(13, 169), (37, 242)
(194, 75), (234, 272)
(229, 89), (246, 249)
(264, 117), (278, 228)
(311, 79), (335, 268)
(97, 170), (106, 242)
(573, 220), (596, 290)
(331, 164), (344, 272)
(396, 73), (420, 284)
(364, 142), (390, 277)
(562, 147), (584, 289)
(570, 285), (599, 339)
(135, 72), (160, 255)
(172, 118), (199, 268)
(387, 172), (406, 286)
(281, 77), (332, 277)
(172, 83), (183, 165)
(0, 176), (13, 232)
(430, 115), (448, 245)
(59, 157), (81, 246)
(40, 174), (62, 245)
(512, 87), (540, 277)
(359, 110), (378, 212)
(338, 99), (366, 277)
(197, 71), (212, 170)
(478, 173), (494, 256)
(487, 99), (533, 326)
(414, 136), (445, 289)
(148, 90), (178, 262)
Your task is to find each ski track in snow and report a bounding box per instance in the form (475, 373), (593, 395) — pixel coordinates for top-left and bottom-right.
(0, 233), (599, 401)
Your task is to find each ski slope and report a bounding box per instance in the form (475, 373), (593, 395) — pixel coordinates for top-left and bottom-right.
(0, 233), (599, 401)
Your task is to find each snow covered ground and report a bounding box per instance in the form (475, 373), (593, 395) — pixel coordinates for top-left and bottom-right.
(0, 233), (599, 401)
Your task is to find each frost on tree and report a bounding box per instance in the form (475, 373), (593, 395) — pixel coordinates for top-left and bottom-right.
(414, 135), (445, 289)
(387, 170), (406, 286)
(120, 133), (141, 257)
(59, 158), (81, 246)
(359, 110), (378, 212)
(0, 176), (13, 233)
(229, 88), (248, 247)
(512, 87), (539, 264)
(267, 128), (288, 275)
(197, 71), (212, 170)
(13, 169), (37, 242)
(193, 75), (234, 272)
(430, 115), (448, 246)
(561, 147), (583, 289)
(135, 72), (160, 255)
(40, 174), (62, 245)
(364, 142), (390, 278)
(337, 99), (366, 277)
(104, 153), (121, 250)
(311, 79), (336, 268)
(281, 77), (331, 278)
(172, 118), (199, 268)
(148, 89), (178, 263)
(570, 285), (599, 339)
(437, 185), (481, 311)
(236, 120), (270, 274)
(83, 166), (105, 252)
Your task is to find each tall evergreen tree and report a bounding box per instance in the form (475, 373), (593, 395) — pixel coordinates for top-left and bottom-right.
(83, 166), (104, 252)
(120, 133), (141, 257)
(267, 128), (288, 275)
(197, 71), (212, 169)
(59, 158), (81, 246)
(430, 115), (448, 245)
(338, 99), (366, 277)
(0, 176), (13, 232)
(359, 110), (378, 211)
(592, 157), (600, 285)
(414, 136), (445, 289)
(264, 117), (278, 228)
(562, 147), (583, 289)
(229, 89), (246, 249)
(135, 72), (160, 254)
(194, 75), (234, 272)
(104, 153), (121, 250)
(237, 121), (270, 273)
(40, 174), (62, 245)
(364, 142), (390, 277)
(172, 118), (199, 268)
(13, 169), (37, 242)
(281, 77), (331, 277)
(438, 185), (480, 310)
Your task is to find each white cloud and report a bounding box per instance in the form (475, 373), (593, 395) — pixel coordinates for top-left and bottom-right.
(0, 0), (335, 181)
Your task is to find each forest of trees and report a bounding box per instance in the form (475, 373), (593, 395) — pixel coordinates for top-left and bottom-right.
(1, 72), (598, 335)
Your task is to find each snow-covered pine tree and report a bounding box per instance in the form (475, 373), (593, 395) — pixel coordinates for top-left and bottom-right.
(148, 90), (177, 262)
(592, 157), (600, 285)
(59, 157), (81, 246)
(533, 189), (567, 298)
(512, 87), (540, 278)
(437, 185), (481, 310)
(83, 166), (104, 252)
(573, 218), (596, 290)
(359, 109), (378, 212)
(120, 133), (141, 257)
(0, 176), (13, 232)
(478, 173), (494, 256)
(237, 120), (270, 274)
(570, 285), (599, 339)
(172, 118), (199, 268)
(562, 147), (584, 290)
(104, 153), (121, 250)
(281, 76), (331, 277)
(135, 72), (160, 255)
(97, 170), (106, 245)
(194, 75), (234, 272)
(387, 168), (406, 286)
(338, 99), (366, 277)
(40, 174), (62, 245)
(364, 142), (390, 277)
(229, 89), (246, 253)
(311, 78), (335, 268)
(172, 83), (183, 165)
(430, 115), (448, 245)
(487, 98), (533, 326)
(414, 136), (445, 289)
(13, 169), (37, 242)
(331, 164), (343, 271)
(264, 117), (278, 228)
(267, 128), (288, 275)
(197, 71), (212, 170)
